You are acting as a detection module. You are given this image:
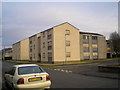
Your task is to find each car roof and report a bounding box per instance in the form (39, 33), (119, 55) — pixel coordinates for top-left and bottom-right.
(13, 64), (39, 68)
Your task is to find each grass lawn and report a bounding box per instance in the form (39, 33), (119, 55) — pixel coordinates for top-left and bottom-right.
(3, 58), (120, 66)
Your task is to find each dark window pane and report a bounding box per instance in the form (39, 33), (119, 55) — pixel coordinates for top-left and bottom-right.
(93, 56), (98, 59)
(84, 56), (90, 60)
(48, 46), (52, 50)
(92, 40), (98, 44)
(83, 40), (89, 44)
(83, 35), (89, 40)
(83, 47), (89, 52)
(93, 48), (98, 52)
(92, 36), (97, 40)
(48, 34), (52, 39)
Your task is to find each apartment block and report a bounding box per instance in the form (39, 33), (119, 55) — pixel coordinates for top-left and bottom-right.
(80, 32), (106, 60)
(1, 48), (12, 60)
(12, 38), (29, 60)
(53, 23), (80, 63)
(29, 33), (41, 62)
(12, 22), (107, 63)
(40, 28), (54, 63)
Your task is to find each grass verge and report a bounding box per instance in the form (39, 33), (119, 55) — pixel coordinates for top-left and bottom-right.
(3, 58), (120, 66)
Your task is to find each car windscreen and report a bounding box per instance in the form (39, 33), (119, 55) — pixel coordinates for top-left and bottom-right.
(18, 66), (44, 75)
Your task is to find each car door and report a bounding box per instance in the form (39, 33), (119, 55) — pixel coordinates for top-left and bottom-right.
(7, 67), (16, 87)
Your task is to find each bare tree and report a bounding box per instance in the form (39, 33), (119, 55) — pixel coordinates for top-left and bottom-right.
(110, 31), (120, 57)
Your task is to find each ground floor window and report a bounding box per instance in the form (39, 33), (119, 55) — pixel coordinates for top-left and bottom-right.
(66, 52), (71, 57)
(93, 56), (98, 59)
(83, 56), (90, 60)
(48, 57), (52, 60)
(48, 52), (52, 60)
(30, 57), (32, 60)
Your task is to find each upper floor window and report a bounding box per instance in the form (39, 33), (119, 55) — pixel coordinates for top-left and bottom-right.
(83, 35), (89, 44)
(66, 41), (70, 46)
(92, 36), (97, 40)
(30, 48), (32, 52)
(48, 41), (52, 46)
(83, 40), (89, 44)
(93, 48), (98, 52)
(48, 46), (52, 50)
(43, 42), (45, 48)
(48, 34), (52, 39)
(92, 36), (98, 44)
(66, 30), (70, 35)
(83, 35), (89, 40)
(30, 41), (32, 44)
(92, 40), (98, 44)
(43, 32), (45, 38)
(83, 47), (89, 52)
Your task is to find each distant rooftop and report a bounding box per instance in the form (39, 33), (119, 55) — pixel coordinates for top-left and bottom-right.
(80, 31), (103, 36)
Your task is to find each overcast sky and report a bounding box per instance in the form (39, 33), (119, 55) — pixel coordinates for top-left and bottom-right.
(2, 2), (118, 48)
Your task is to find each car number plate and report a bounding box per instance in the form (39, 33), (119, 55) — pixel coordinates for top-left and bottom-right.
(28, 77), (42, 82)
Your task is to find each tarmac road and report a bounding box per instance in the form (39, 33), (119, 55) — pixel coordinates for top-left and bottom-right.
(1, 60), (119, 89)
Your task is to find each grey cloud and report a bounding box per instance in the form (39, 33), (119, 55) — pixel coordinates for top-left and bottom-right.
(2, 2), (118, 46)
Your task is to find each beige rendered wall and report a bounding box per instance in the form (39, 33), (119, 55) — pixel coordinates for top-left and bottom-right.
(20, 38), (29, 60)
(98, 36), (107, 59)
(12, 44), (16, 60)
(53, 23), (80, 63)
(12, 42), (20, 60)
